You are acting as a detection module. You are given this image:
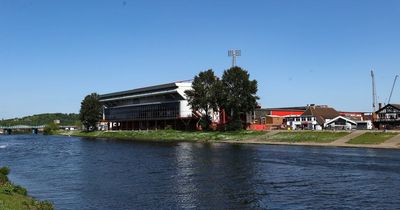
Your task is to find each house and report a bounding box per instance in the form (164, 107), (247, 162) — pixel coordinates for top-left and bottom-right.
(374, 104), (400, 129)
(338, 111), (373, 130)
(286, 105), (339, 130)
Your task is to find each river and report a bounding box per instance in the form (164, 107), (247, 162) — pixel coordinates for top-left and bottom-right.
(0, 135), (400, 209)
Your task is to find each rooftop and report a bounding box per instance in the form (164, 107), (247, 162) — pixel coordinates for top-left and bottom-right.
(99, 80), (192, 100)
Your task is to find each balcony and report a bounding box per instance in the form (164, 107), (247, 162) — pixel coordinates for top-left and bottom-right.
(375, 118), (400, 122)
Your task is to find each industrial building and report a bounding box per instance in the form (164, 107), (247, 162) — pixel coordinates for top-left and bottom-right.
(99, 81), (199, 130)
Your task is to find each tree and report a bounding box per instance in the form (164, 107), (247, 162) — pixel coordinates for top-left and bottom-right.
(221, 66), (259, 130)
(43, 122), (59, 135)
(185, 69), (221, 130)
(79, 93), (102, 131)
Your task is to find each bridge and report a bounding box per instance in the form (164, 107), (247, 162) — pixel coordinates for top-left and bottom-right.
(0, 125), (46, 134)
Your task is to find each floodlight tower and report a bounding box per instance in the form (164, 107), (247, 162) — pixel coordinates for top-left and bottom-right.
(228, 49), (241, 67)
(371, 70), (377, 112)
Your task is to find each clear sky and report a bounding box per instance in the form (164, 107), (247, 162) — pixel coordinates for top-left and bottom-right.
(1, 0), (400, 119)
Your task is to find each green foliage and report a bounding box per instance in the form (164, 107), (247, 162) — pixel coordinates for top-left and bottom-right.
(0, 167), (10, 185)
(1, 182), (13, 195)
(0, 166), (54, 210)
(221, 67), (258, 128)
(0, 174), (8, 185)
(0, 167), (10, 176)
(225, 118), (243, 131)
(23, 200), (54, 210)
(185, 69), (221, 130)
(198, 115), (212, 131)
(12, 185), (27, 196)
(0, 183), (27, 196)
(43, 123), (59, 135)
(185, 67), (259, 131)
(0, 113), (79, 127)
(79, 93), (102, 131)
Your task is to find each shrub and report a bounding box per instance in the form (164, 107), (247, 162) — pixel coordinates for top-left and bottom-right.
(13, 184), (27, 195)
(224, 118), (243, 131)
(0, 173), (8, 185)
(199, 115), (212, 131)
(43, 123), (59, 135)
(1, 182), (13, 195)
(0, 166), (10, 176)
(23, 200), (54, 210)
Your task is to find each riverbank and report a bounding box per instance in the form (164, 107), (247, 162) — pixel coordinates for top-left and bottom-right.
(58, 130), (400, 149)
(0, 167), (53, 210)
(223, 130), (400, 149)
(58, 130), (268, 142)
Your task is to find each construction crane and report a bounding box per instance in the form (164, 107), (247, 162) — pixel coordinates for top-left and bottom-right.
(387, 75), (399, 104)
(371, 70), (377, 112)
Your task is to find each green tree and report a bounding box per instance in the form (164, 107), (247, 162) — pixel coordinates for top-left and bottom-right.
(221, 66), (258, 130)
(43, 122), (59, 135)
(79, 93), (102, 131)
(185, 69), (221, 130)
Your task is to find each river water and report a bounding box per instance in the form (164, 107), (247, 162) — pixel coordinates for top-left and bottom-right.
(0, 135), (400, 209)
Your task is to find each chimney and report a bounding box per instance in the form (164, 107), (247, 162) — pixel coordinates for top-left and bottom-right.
(379, 103), (382, 110)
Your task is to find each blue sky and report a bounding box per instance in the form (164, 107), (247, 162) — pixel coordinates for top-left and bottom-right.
(1, 0), (400, 119)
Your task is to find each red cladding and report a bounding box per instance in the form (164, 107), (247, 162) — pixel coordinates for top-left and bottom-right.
(270, 110), (304, 116)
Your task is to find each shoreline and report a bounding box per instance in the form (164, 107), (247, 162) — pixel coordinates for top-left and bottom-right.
(220, 139), (400, 150)
(56, 130), (400, 150)
(0, 167), (54, 210)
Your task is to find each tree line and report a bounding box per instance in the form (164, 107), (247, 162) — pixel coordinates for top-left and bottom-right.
(0, 113), (80, 127)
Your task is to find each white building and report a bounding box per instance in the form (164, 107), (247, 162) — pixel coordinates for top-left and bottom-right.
(324, 116), (357, 130)
(286, 105), (339, 130)
(99, 81), (196, 130)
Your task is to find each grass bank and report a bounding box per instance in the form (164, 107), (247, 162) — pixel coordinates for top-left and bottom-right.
(267, 131), (349, 143)
(59, 130), (268, 142)
(0, 167), (53, 210)
(347, 132), (398, 144)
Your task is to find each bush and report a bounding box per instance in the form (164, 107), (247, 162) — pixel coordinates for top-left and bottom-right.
(224, 119), (243, 131)
(199, 115), (212, 131)
(0, 167), (10, 176)
(1, 182), (13, 195)
(23, 200), (54, 210)
(0, 173), (8, 185)
(43, 123), (59, 135)
(13, 184), (27, 196)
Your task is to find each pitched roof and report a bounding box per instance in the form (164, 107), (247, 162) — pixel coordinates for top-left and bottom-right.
(376, 104), (400, 114)
(301, 106), (339, 125)
(99, 81), (192, 100)
(325, 116), (357, 126)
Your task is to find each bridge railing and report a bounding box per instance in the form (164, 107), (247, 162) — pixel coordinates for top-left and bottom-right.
(0, 125), (46, 129)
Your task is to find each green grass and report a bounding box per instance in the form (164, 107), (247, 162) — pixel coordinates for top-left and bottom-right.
(268, 131), (350, 143)
(0, 167), (53, 210)
(0, 192), (32, 210)
(0, 193), (53, 210)
(59, 130), (268, 142)
(347, 132), (398, 144)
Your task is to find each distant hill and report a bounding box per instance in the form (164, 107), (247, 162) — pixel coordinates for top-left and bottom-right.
(0, 113), (80, 126)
